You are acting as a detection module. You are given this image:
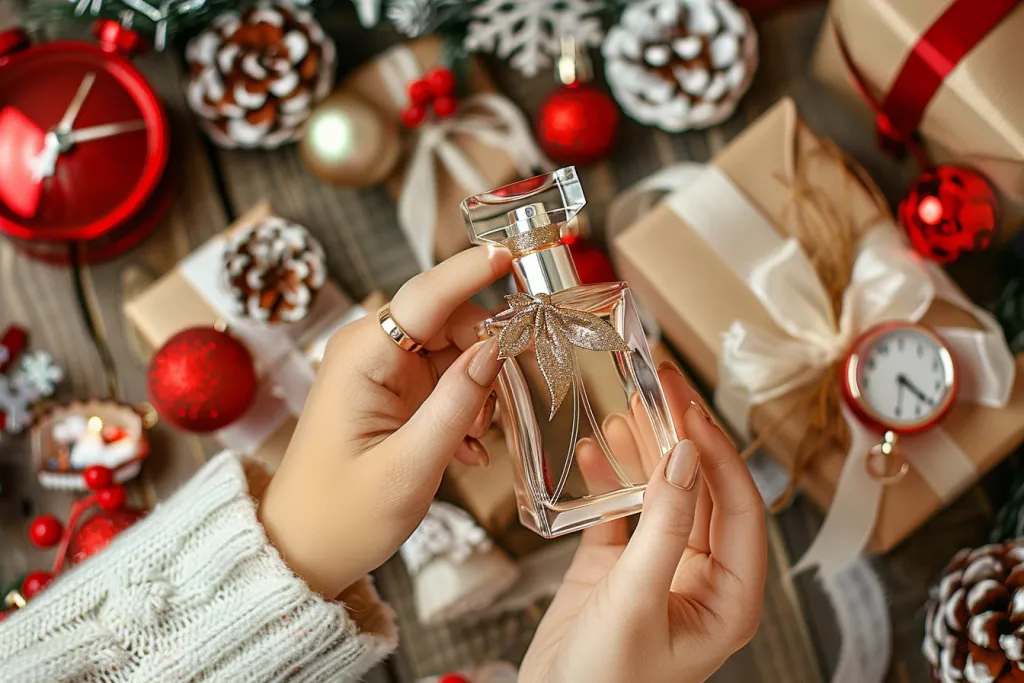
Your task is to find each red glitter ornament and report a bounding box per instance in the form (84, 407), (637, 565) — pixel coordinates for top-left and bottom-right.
(898, 165), (999, 264)
(536, 83), (619, 166)
(147, 327), (258, 433)
(21, 571), (52, 599)
(28, 515), (63, 548)
(67, 507), (143, 565)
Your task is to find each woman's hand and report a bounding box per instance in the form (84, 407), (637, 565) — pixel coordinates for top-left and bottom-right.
(519, 365), (768, 683)
(258, 246), (512, 597)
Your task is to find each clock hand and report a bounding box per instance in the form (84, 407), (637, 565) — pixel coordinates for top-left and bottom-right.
(55, 72), (97, 135)
(64, 119), (147, 144)
(897, 374), (935, 406)
(894, 380), (906, 418)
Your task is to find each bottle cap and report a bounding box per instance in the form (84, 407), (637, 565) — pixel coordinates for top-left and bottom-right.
(461, 167), (585, 256)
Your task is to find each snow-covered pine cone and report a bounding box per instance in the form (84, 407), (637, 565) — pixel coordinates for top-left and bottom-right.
(386, 0), (467, 37)
(185, 2), (337, 149)
(222, 216), (327, 323)
(602, 0), (757, 133)
(923, 541), (1024, 683)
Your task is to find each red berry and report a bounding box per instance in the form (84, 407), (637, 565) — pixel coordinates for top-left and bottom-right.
(407, 79), (432, 105)
(28, 515), (63, 548)
(425, 66), (456, 97)
(83, 465), (114, 491)
(96, 485), (126, 511)
(21, 571), (53, 599)
(400, 104), (427, 128)
(432, 95), (458, 118)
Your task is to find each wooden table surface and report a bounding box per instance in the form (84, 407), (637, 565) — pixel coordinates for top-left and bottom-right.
(0, 3), (1009, 682)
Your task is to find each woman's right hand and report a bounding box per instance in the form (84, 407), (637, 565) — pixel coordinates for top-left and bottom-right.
(519, 365), (767, 683)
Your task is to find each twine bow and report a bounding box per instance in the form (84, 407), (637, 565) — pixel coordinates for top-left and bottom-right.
(496, 293), (630, 420)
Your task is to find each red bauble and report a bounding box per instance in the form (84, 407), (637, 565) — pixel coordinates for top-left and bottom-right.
(536, 83), (619, 166)
(437, 675), (471, 683)
(898, 165), (999, 264)
(67, 507), (143, 565)
(147, 327), (258, 433)
(83, 464), (113, 491)
(28, 514), (62, 548)
(21, 571), (52, 599)
(566, 235), (617, 284)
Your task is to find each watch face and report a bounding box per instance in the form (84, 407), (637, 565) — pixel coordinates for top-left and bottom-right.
(844, 323), (957, 432)
(0, 41), (168, 242)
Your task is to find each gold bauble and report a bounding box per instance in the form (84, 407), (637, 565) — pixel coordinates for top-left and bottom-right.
(300, 91), (400, 187)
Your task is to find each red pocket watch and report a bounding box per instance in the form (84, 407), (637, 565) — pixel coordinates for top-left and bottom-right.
(0, 23), (173, 264)
(841, 321), (958, 482)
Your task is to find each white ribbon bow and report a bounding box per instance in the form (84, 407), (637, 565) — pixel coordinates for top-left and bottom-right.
(378, 45), (551, 271)
(608, 163), (1015, 577)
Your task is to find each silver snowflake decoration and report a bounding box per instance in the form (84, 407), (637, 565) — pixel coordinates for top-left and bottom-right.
(0, 373), (40, 434)
(464, 0), (605, 77)
(351, 0), (382, 26)
(387, 0), (466, 37)
(15, 352), (64, 398)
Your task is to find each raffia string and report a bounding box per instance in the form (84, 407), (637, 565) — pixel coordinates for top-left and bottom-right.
(737, 135), (892, 512)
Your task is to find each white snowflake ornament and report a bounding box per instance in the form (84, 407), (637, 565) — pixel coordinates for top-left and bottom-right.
(464, 0), (605, 77)
(602, 0), (757, 132)
(0, 373), (40, 434)
(15, 352), (64, 398)
(351, 0), (381, 26)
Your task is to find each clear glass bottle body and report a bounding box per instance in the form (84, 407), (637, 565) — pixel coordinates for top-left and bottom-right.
(479, 281), (677, 538)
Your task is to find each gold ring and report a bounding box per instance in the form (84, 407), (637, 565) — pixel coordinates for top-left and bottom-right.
(378, 305), (428, 356)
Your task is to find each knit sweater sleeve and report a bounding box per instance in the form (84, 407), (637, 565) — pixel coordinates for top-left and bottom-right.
(0, 452), (398, 683)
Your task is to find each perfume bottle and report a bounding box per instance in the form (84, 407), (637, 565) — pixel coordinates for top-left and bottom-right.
(462, 167), (677, 538)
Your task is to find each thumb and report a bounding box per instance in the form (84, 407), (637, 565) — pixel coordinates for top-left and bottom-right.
(611, 440), (702, 598)
(389, 338), (503, 479)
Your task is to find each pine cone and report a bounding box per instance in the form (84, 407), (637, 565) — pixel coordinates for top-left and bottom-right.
(923, 541), (1024, 683)
(602, 0), (757, 133)
(222, 216), (327, 323)
(185, 2), (336, 149)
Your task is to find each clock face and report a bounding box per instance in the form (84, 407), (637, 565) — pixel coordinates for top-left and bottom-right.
(0, 41), (168, 243)
(844, 324), (957, 433)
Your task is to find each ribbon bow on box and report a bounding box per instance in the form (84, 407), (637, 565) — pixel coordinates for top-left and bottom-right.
(609, 158), (1015, 577)
(376, 44), (551, 271)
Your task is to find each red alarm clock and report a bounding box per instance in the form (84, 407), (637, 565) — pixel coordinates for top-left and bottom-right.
(0, 23), (172, 264)
(841, 321), (958, 482)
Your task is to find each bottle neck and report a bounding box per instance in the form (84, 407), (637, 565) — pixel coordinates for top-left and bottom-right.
(511, 244), (581, 295)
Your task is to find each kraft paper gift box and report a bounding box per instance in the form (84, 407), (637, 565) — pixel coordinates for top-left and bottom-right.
(812, 0), (1024, 238)
(613, 97), (1024, 562)
(124, 202), (383, 470)
(341, 36), (546, 271)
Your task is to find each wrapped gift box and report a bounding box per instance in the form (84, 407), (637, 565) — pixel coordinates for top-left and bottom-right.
(342, 37), (538, 268)
(125, 202), (383, 469)
(812, 0), (1024, 237)
(613, 98), (1024, 554)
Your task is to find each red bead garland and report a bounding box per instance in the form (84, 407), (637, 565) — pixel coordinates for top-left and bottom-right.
(21, 571), (52, 600)
(146, 327), (258, 433)
(28, 515), (63, 548)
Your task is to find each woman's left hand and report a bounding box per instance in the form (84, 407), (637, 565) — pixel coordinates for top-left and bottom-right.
(258, 246), (512, 597)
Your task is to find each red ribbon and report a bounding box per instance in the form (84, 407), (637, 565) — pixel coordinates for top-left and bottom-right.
(834, 0), (1021, 169)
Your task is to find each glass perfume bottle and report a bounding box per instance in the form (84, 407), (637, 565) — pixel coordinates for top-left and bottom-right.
(462, 167), (677, 538)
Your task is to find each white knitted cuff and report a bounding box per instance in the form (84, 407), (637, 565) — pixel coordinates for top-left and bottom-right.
(0, 452), (397, 683)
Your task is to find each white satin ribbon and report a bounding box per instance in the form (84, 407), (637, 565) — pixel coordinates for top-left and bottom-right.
(179, 233), (362, 454)
(377, 45), (551, 271)
(608, 163), (1015, 576)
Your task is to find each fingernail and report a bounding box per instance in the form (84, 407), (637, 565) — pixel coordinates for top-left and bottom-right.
(688, 400), (712, 423)
(468, 338), (501, 387)
(665, 439), (700, 490)
(465, 437), (491, 468)
(658, 360), (684, 376)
